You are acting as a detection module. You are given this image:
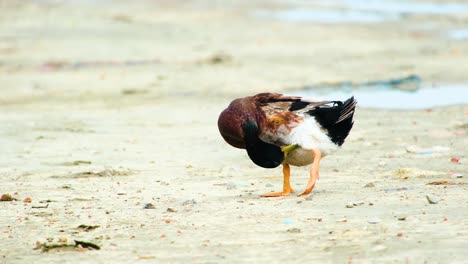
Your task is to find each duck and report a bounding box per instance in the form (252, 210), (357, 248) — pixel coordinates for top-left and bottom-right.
(217, 93), (356, 197)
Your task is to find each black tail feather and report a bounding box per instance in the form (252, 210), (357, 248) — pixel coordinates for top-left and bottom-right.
(306, 97), (357, 146)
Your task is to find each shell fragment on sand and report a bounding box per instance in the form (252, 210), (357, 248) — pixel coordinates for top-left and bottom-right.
(367, 217), (382, 224)
(426, 194), (441, 204)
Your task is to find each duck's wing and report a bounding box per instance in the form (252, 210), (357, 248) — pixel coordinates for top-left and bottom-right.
(252, 93), (334, 137)
(253, 93), (357, 143)
(253, 93), (334, 117)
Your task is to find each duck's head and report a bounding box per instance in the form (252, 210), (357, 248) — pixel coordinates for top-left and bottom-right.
(218, 100), (283, 169)
(217, 99), (247, 149)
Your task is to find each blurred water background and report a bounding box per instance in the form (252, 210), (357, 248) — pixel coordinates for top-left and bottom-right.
(257, 0), (468, 108)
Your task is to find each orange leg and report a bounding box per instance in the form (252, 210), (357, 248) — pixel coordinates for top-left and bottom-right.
(298, 149), (321, 196)
(261, 162), (295, 197)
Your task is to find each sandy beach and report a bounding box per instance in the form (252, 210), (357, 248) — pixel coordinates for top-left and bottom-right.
(1, 0), (467, 263)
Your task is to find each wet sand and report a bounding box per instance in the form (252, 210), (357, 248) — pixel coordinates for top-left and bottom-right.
(1, 1), (467, 263)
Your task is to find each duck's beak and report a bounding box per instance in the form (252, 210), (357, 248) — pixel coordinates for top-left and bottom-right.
(280, 144), (299, 158)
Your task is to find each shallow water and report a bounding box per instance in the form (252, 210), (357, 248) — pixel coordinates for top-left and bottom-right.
(256, 9), (395, 24)
(292, 84), (468, 110)
(448, 29), (468, 40)
(312, 0), (468, 15)
(260, 0), (468, 24)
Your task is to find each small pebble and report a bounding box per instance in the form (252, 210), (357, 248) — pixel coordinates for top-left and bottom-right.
(367, 217), (382, 224)
(426, 194), (441, 204)
(286, 228), (301, 233)
(226, 183), (236, 190)
(23, 197), (32, 203)
(166, 208), (177, 212)
(139, 256), (156, 260)
(397, 232), (403, 237)
(346, 201), (365, 208)
(397, 215), (406, 221)
(364, 182), (375, 188)
(181, 199), (196, 205)
(0, 194), (14, 202)
(450, 157), (460, 163)
(372, 245), (387, 252)
(144, 203), (155, 209)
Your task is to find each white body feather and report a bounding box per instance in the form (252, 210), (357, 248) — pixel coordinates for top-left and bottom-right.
(260, 116), (339, 167)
